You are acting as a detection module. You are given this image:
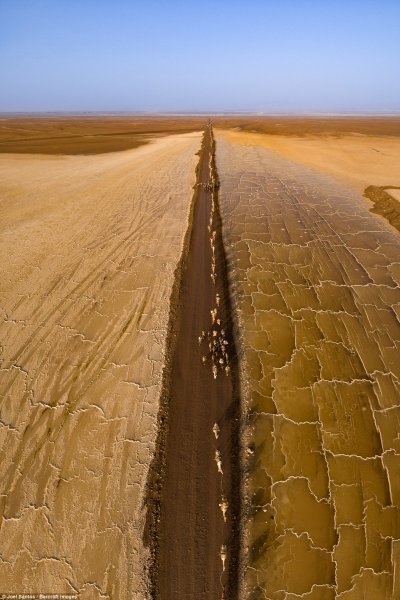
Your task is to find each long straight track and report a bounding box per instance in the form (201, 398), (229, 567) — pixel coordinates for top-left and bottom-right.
(145, 125), (242, 599)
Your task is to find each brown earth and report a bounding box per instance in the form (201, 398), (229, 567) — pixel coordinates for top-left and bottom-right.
(145, 126), (242, 600)
(0, 116), (207, 155)
(213, 115), (400, 137)
(3, 115), (400, 157)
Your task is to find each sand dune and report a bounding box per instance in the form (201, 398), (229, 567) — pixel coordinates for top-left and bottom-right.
(0, 132), (201, 598)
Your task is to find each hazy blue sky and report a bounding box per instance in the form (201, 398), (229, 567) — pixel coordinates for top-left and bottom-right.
(1, 0), (399, 113)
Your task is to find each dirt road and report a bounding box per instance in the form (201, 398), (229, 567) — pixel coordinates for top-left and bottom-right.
(145, 127), (241, 599)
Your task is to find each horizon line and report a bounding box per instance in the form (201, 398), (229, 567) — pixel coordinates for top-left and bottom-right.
(1, 110), (400, 118)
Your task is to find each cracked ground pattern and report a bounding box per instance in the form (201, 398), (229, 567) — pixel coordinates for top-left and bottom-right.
(215, 132), (400, 600)
(0, 132), (201, 598)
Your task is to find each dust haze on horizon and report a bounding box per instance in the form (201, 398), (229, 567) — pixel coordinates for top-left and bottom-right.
(1, 0), (399, 114)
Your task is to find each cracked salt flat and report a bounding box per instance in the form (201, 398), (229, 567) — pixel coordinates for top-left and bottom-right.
(215, 131), (400, 600)
(0, 132), (202, 598)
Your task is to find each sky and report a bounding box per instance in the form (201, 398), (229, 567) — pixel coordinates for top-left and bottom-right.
(0, 0), (399, 113)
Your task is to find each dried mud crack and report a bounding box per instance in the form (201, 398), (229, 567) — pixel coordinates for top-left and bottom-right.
(144, 125), (242, 599)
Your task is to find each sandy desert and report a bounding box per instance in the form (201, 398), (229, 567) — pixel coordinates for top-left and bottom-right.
(0, 116), (400, 599)
(0, 125), (202, 598)
(215, 127), (400, 599)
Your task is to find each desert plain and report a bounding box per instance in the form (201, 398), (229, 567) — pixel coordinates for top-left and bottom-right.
(0, 115), (400, 599)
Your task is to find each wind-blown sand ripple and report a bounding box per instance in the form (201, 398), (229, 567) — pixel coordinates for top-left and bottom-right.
(0, 132), (201, 598)
(215, 131), (400, 600)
